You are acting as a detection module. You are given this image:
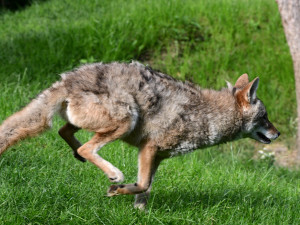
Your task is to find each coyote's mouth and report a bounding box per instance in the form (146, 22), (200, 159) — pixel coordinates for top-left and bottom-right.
(256, 132), (271, 144)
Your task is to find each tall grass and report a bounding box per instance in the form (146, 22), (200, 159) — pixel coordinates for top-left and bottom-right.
(0, 0), (299, 224)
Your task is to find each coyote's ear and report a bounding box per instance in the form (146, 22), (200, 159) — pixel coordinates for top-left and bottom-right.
(240, 77), (259, 104)
(226, 80), (233, 91)
(235, 74), (249, 88)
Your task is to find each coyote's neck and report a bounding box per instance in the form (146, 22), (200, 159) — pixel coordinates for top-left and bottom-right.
(198, 89), (243, 145)
(160, 88), (243, 157)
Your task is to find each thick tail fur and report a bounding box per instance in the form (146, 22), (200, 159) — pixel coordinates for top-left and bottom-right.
(0, 81), (67, 155)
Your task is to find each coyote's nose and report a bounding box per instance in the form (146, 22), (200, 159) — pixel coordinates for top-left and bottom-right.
(277, 131), (280, 137)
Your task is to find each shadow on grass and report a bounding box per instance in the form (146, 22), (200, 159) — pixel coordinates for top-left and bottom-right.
(152, 185), (298, 212)
(0, 0), (48, 12)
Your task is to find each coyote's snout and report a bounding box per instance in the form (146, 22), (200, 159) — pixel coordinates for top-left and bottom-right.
(250, 115), (280, 144)
(0, 62), (280, 209)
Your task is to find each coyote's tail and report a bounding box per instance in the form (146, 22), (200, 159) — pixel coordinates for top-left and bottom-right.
(0, 81), (67, 155)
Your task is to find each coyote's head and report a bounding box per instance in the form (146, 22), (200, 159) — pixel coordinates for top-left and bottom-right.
(228, 74), (280, 144)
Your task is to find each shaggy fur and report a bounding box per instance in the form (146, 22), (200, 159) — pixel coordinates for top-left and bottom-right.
(0, 61), (280, 209)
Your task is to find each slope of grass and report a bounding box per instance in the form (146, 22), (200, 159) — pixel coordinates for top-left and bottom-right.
(0, 0), (299, 224)
(0, 0), (294, 137)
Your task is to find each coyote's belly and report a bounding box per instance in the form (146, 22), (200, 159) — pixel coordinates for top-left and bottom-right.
(168, 141), (200, 156)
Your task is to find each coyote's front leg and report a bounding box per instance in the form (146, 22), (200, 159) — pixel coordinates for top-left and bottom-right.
(133, 157), (162, 209)
(107, 141), (160, 199)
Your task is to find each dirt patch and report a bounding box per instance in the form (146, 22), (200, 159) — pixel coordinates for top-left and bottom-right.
(254, 143), (300, 169)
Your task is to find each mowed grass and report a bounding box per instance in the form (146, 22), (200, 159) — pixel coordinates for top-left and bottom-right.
(0, 0), (299, 224)
(1, 133), (300, 224)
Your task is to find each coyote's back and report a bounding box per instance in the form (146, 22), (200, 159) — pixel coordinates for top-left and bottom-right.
(0, 61), (280, 209)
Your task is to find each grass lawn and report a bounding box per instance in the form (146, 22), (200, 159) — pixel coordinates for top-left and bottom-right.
(0, 0), (299, 224)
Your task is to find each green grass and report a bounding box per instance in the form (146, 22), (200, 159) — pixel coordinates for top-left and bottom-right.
(1, 132), (300, 224)
(0, 0), (295, 136)
(0, 0), (299, 224)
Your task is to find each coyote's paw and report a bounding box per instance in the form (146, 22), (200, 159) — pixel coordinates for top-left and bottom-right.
(134, 193), (148, 210)
(108, 169), (124, 183)
(107, 184), (123, 197)
(73, 152), (86, 163)
(134, 203), (146, 210)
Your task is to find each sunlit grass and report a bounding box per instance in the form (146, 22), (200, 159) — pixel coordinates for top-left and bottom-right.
(0, 0), (299, 224)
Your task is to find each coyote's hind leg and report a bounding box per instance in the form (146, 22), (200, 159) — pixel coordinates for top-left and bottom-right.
(77, 126), (131, 183)
(59, 123), (86, 162)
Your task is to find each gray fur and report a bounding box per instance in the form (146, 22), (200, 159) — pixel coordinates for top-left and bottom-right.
(60, 62), (245, 156)
(0, 61), (280, 208)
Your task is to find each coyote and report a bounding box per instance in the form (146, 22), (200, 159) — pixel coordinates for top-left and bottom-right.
(0, 62), (279, 208)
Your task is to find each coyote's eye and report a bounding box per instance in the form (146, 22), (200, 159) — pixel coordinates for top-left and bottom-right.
(260, 113), (272, 128)
(262, 113), (268, 119)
